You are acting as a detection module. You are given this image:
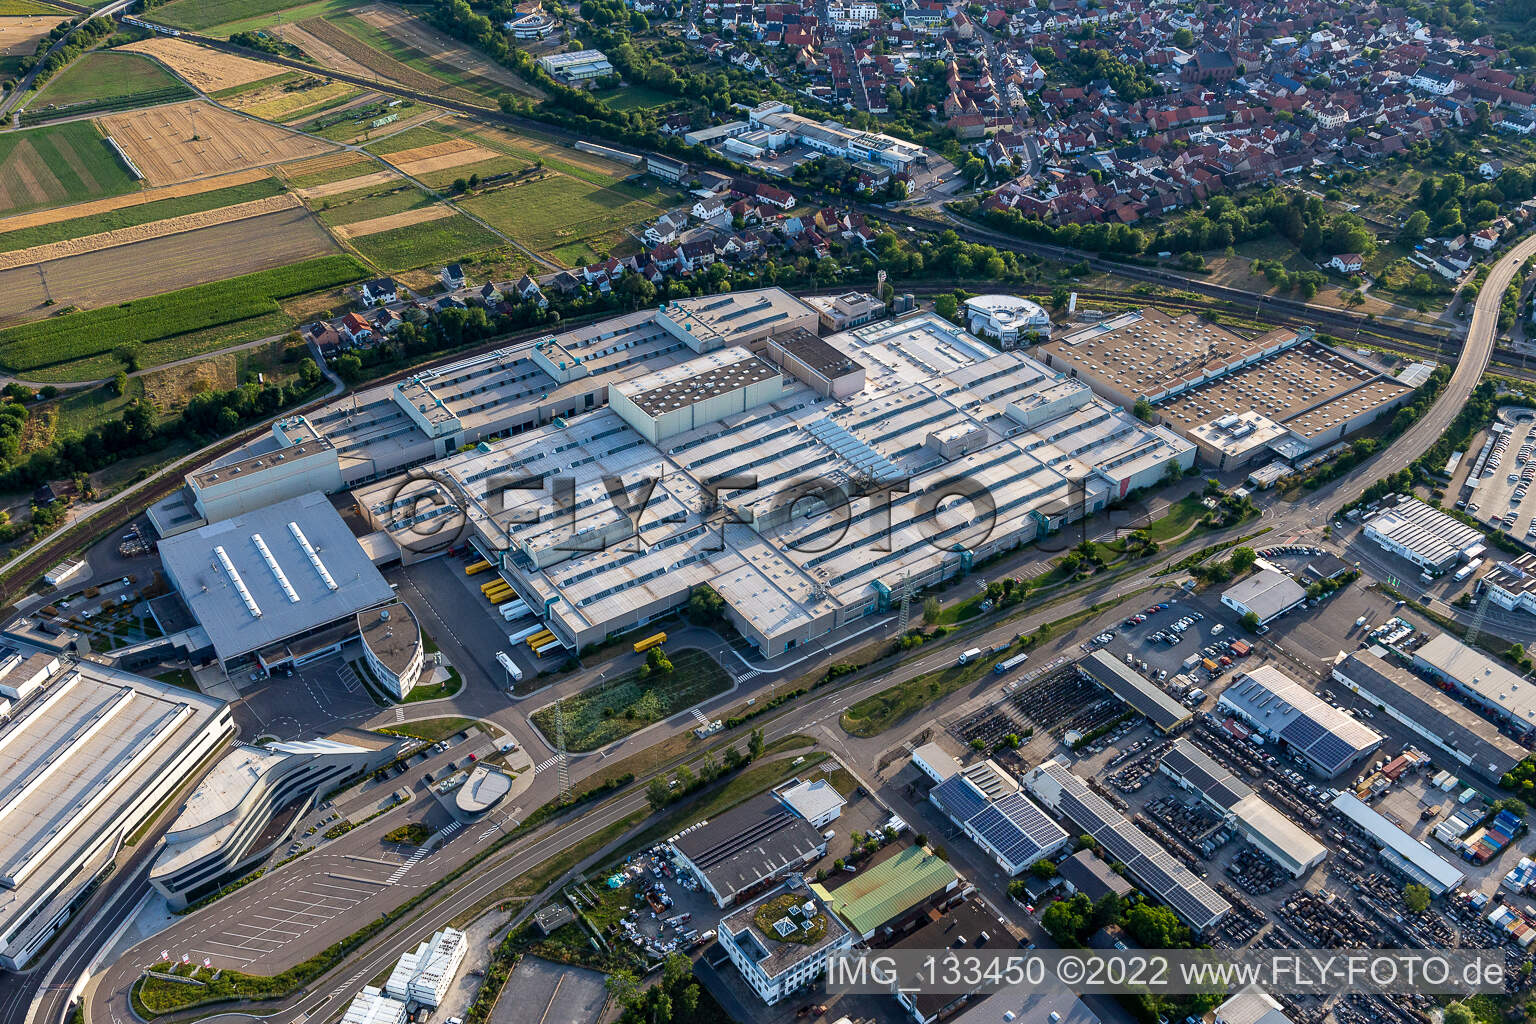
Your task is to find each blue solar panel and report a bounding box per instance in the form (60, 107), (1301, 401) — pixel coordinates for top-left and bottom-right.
(932, 775), (986, 823)
(1307, 733), (1359, 772)
(1279, 715), (1327, 749)
(1098, 829), (1141, 865)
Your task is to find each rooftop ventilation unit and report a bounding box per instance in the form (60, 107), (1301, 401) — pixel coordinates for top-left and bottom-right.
(289, 521), (338, 592)
(252, 533), (299, 604)
(215, 545), (261, 619)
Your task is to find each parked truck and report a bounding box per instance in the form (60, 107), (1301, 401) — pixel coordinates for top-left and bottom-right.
(958, 647), (984, 666)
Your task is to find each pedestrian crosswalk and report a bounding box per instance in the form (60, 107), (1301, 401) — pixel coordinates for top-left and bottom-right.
(386, 822), (460, 883)
(690, 707), (708, 725)
(394, 707), (404, 723)
(533, 756), (558, 774)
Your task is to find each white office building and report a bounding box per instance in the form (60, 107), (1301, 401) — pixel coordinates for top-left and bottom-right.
(963, 295), (1051, 347)
(718, 882), (854, 1004)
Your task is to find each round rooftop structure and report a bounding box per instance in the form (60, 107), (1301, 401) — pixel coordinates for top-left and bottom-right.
(455, 764), (513, 815)
(964, 294), (1048, 327)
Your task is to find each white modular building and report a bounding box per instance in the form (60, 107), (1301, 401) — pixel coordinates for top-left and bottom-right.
(963, 295), (1051, 347)
(385, 928), (468, 1007)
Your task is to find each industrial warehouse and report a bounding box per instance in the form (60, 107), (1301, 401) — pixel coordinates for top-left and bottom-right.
(1216, 666), (1383, 778)
(1412, 632), (1536, 739)
(1037, 308), (1415, 467)
(157, 492), (400, 672)
(1331, 646), (1527, 784)
(1361, 495), (1487, 572)
(348, 298), (1195, 656)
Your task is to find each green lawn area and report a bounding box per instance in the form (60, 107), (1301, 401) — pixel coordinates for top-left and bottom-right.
(0, 120), (141, 217)
(1146, 494), (1209, 543)
(316, 183), (434, 226)
(382, 716), (478, 743)
(594, 85), (676, 112)
(28, 51), (190, 111)
(52, 378), (145, 435)
(346, 213), (503, 271)
(153, 669), (198, 691)
(0, 178), (285, 254)
(529, 648), (732, 752)
(840, 657), (998, 738)
(460, 177), (671, 260)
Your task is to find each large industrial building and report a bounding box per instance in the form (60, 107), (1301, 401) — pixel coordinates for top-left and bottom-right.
(1220, 568), (1307, 626)
(1159, 739), (1327, 877)
(1331, 647), (1527, 785)
(157, 491), (398, 672)
(1025, 759), (1230, 932)
(0, 655), (233, 969)
(349, 301), (1194, 657)
(1038, 308), (1414, 467)
(1216, 666), (1382, 778)
(1413, 632), (1536, 739)
(150, 730), (405, 907)
(1361, 495), (1486, 572)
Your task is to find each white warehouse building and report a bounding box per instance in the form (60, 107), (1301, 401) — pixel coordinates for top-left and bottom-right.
(1361, 495), (1485, 572)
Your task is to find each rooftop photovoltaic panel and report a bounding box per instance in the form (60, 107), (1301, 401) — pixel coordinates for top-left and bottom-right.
(1279, 715), (1327, 750)
(932, 774), (987, 823)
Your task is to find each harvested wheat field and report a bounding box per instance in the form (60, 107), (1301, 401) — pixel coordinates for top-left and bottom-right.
(332, 204), (453, 238)
(99, 101), (335, 186)
(0, 16), (53, 56)
(0, 205), (336, 324)
(354, 4), (542, 97)
(387, 139), (503, 176)
(0, 167), (270, 235)
(295, 169), (400, 199)
(0, 194), (300, 270)
(120, 37), (280, 92)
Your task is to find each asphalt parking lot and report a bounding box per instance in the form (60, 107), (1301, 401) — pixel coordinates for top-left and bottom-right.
(230, 650), (381, 741)
(1464, 420), (1536, 538)
(491, 958), (607, 1024)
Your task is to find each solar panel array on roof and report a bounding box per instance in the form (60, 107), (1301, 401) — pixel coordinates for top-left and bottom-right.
(1029, 762), (1229, 931)
(1160, 740), (1253, 811)
(932, 774), (987, 823)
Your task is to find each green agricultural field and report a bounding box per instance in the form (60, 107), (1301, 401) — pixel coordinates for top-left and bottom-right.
(27, 51), (190, 111)
(528, 649), (731, 752)
(280, 155), (376, 190)
(315, 183), (433, 226)
(346, 214), (502, 271)
(461, 177), (671, 261)
(0, 254), (368, 374)
(0, 178), (285, 254)
(364, 124), (457, 156)
(147, 0), (325, 32)
(326, 10), (503, 99)
(0, 120), (140, 217)
(0, 0), (64, 12)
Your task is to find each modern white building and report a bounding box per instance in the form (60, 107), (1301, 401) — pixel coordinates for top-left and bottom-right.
(357, 601), (425, 699)
(385, 928), (468, 1007)
(341, 986), (408, 1024)
(1331, 791), (1465, 893)
(1361, 495), (1485, 572)
(718, 881), (854, 1004)
(537, 49), (614, 84)
(1412, 632), (1536, 738)
(0, 656), (233, 969)
(963, 295), (1051, 347)
(150, 730), (405, 908)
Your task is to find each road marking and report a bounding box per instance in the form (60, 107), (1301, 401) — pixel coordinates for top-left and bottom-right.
(342, 854), (399, 868)
(533, 757), (558, 774)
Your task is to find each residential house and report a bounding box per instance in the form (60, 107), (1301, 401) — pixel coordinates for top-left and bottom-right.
(514, 274), (547, 307)
(339, 313), (374, 344)
(439, 265), (466, 291)
(360, 278), (398, 308)
(692, 197), (729, 224)
(1328, 253), (1365, 273)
